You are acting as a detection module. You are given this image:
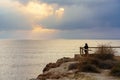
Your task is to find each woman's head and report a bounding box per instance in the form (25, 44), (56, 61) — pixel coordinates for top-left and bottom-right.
(85, 43), (88, 46)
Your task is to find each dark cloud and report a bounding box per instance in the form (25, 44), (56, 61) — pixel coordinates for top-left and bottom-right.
(16, 0), (119, 6)
(0, 7), (31, 31)
(54, 27), (120, 39)
(40, 0), (77, 6)
(39, 0), (120, 6)
(14, 0), (81, 5)
(37, 0), (120, 31)
(13, 0), (29, 4)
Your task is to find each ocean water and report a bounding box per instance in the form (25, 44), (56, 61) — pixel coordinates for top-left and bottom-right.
(0, 40), (120, 80)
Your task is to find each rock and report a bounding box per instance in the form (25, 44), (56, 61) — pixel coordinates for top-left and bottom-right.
(37, 61), (79, 80)
(56, 57), (74, 65)
(37, 72), (61, 80)
(43, 57), (74, 73)
(68, 62), (79, 70)
(29, 78), (39, 80)
(74, 54), (81, 61)
(43, 63), (59, 72)
(37, 72), (52, 80)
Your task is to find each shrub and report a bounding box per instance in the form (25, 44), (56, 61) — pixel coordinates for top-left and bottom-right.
(82, 57), (114, 69)
(68, 63), (79, 70)
(95, 53), (114, 61)
(88, 57), (101, 66)
(94, 44), (116, 60)
(79, 64), (100, 73)
(110, 63), (120, 77)
(98, 60), (115, 69)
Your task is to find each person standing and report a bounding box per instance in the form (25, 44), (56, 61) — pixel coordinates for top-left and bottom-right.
(84, 43), (89, 55)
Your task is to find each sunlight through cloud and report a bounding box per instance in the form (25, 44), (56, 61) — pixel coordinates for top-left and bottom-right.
(21, 1), (54, 20)
(0, 0), (64, 39)
(32, 24), (57, 34)
(55, 8), (64, 19)
(30, 24), (58, 39)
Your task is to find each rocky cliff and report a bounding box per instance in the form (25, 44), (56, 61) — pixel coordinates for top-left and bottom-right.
(34, 55), (120, 80)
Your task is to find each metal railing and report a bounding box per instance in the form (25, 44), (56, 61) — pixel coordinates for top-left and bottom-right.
(80, 46), (120, 55)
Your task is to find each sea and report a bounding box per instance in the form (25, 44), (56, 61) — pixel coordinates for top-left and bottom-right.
(0, 40), (120, 80)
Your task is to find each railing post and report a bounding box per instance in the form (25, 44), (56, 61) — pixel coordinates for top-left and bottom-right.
(80, 47), (81, 55)
(81, 48), (84, 54)
(80, 47), (84, 55)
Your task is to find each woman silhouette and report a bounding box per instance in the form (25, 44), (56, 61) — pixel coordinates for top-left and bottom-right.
(84, 43), (89, 55)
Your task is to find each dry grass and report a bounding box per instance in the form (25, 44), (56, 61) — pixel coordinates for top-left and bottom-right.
(115, 56), (120, 61)
(77, 44), (118, 73)
(110, 63), (120, 77)
(79, 63), (100, 73)
(94, 44), (116, 60)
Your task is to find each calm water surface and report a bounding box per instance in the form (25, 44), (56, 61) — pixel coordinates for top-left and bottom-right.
(0, 40), (120, 80)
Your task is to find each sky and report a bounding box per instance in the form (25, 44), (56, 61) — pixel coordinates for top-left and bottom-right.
(0, 0), (120, 40)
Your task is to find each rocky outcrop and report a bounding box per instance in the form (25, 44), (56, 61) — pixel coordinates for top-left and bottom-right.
(43, 63), (59, 73)
(37, 61), (78, 80)
(37, 72), (61, 80)
(36, 55), (120, 80)
(43, 57), (74, 73)
(56, 57), (74, 64)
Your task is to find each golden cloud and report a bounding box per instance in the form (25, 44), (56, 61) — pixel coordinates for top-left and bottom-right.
(29, 24), (58, 39)
(32, 24), (57, 34)
(55, 8), (64, 19)
(19, 1), (65, 20)
(12, 25), (58, 39)
(0, 0), (65, 20)
(0, 0), (64, 39)
(20, 1), (54, 20)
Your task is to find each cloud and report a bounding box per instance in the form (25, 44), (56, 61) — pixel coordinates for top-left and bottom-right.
(0, 0), (64, 39)
(38, 0), (120, 30)
(0, 0), (32, 31)
(0, 0), (65, 29)
(0, 12), (31, 31)
(34, 0), (120, 6)
(0, 0), (120, 39)
(0, 27), (58, 40)
(29, 24), (58, 39)
(19, 1), (55, 20)
(55, 8), (64, 19)
(32, 24), (57, 34)
(55, 27), (120, 39)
